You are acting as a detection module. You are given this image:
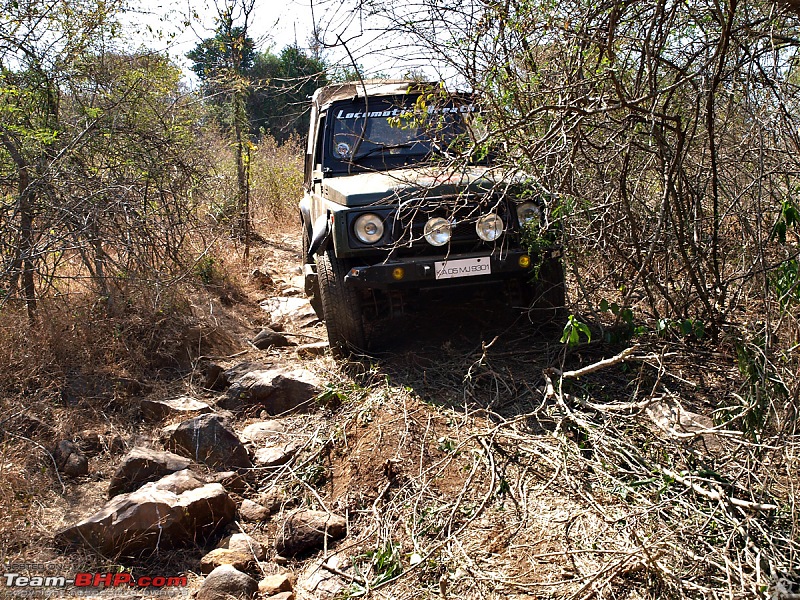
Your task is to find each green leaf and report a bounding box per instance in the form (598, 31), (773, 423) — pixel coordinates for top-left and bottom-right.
(575, 321), (592, 343)
(680, 319), (693, 336)
(561, 315), (591, 347)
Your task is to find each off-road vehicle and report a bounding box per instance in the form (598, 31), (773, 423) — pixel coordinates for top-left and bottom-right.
(299, 80), (565, 354)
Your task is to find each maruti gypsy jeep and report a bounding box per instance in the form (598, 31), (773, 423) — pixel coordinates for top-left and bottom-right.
(299, 80), (565, 355)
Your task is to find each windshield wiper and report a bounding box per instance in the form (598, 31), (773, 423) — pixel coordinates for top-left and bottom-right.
(351, 142), (419, 161)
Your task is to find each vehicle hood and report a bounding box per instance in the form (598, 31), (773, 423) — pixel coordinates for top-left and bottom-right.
(321, 166), (514, 207)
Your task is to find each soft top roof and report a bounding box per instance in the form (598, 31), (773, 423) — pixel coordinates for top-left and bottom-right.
(312, 80), (446, 110)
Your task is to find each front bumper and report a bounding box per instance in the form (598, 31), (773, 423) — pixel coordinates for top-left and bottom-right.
(343, 248), (562, 290)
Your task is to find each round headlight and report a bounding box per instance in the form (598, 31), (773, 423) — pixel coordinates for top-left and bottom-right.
(516, 202), (541, 226)
(424, 217), (452, 246)
(476, 213), (504, 242)
(354, 213), (385, 244)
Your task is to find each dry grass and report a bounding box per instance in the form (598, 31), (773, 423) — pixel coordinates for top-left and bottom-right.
(249, 328), (799, 600)
(0, 131), (797, 600)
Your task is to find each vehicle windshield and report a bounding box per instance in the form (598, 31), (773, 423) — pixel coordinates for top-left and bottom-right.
(329, 96), (478, 167)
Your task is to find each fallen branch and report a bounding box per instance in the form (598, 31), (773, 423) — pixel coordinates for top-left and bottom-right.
(551, 345), (638, 380)
(320, 561), (367, 587)
(661, 467), (778, 512)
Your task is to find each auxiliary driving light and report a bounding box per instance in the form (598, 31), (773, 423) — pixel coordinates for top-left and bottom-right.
(424, 217), (452, 246)
(519, 255), (531, 268)
(354, 213), (385, 244)
(516, 202), (541, 226)
(476, 214), (504, 242)
(392, 267), (405, 280)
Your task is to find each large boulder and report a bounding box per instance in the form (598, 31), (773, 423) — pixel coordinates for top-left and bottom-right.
(164, 414), (251, 469)
(55, 470), (235, 555)
(221, 369), (321, 414)
(275, 510), (347, 557)
(107, 447), (192, 497)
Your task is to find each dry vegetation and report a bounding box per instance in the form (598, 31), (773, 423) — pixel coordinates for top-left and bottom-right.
(1, 1), (800, 594)
(1, 202), (797, 600)
(0, 126), (797, 599)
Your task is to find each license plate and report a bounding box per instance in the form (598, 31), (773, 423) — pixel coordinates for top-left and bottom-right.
(434, 257), (491, 280)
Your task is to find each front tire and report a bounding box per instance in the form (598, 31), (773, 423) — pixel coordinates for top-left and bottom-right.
(302, 226), (323, 318)
(316, 249), (367, 355)
(534, 257), (566, 313)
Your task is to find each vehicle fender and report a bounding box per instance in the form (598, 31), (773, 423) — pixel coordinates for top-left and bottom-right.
(309, 214), (331, 257)
(299, 195), (312, 225)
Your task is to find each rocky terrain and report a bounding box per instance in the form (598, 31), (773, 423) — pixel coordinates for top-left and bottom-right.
(2, 232), (795, 600)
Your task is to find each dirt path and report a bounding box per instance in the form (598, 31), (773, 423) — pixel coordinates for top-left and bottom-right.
(3, 231), (793, 600)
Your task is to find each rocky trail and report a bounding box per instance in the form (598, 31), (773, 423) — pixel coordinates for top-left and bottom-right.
(7, 231), (563, 600)
(3, 232), (793, 600)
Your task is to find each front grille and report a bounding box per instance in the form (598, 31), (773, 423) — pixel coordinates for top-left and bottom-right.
(388, 194), (515, 256)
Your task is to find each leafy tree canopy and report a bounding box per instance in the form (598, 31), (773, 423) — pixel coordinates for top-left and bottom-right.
(187, 29), (328, 141)
(248, 45), (327, 141)
(186, 25), (256, 81)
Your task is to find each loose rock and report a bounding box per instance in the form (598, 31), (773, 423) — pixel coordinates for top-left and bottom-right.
(275, 510), (347, 557)
(53, 440), (88, 477)
(240, 489), (286, 521)
(260, 296), (315, 324)
(252, 328), (295, 350)
(298, 556), (347, 598)
(204, 362), (228, 391)
(55, 470), (235, 554)
(140, 395), (213, 421)
(225, 532), (266, 560)
(200, 549), (255, 574)
(204, 470), (248, 493)
(254, 443), (299, 468)
(196, 565), (258, 600)
(165, 414), (251, 469)
(74, 430), (105, 456)
(239, 499), (269, 522)
(239, 420), (284, 444)
(224, 361), (272, 383)
(295, 342), (329, 357)
(222, 368), (321, 414)
(258, 574), (292, 596)
(107, 447), (192, 497)
(251, 268), (274, 288)
(258, 489), (288, 514)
